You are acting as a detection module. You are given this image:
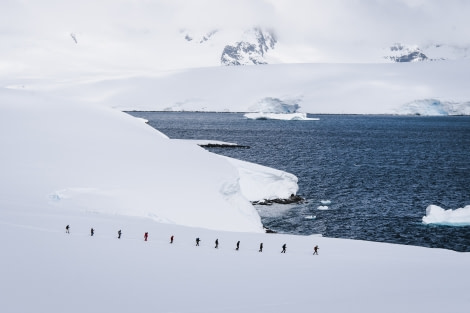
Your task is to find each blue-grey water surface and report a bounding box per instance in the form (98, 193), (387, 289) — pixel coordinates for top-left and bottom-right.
(128, 112), (470, 252)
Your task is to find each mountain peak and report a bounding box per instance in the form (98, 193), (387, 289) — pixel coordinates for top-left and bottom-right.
(221, 28), (277, 66)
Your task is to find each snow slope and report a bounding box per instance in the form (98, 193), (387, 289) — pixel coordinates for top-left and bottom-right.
(21, 61), (470, 115)
(1, 204), (469, 313)
(0, 88), (299, 233)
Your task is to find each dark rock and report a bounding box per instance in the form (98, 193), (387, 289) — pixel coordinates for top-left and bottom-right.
(252, 194), (305, 206)
(264, 227), (276, 233)
(199, 143), (250, 149)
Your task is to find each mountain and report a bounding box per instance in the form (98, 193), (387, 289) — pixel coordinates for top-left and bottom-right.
(385, 43), (429, 62)
(180, 27), (277, 66)
(220, 28), (277, 66)
(385, 43), (470, 62)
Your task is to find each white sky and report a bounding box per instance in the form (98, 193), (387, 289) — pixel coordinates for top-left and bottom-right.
(1, 0), (469, 78)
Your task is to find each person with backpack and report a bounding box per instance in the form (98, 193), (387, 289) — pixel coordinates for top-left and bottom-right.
(144, 232), (148, 241)
(215, 238), (219, 249)
(196, 238), (200, 246)
(170, 235), (174, 244)
(236, 241), (240, 251)
(313, 245), (319, 255)
(90, 228), (94, 236)
(65, 225), (70, 234)
(118, 230), (122, 239)
(281, 243), (287, 253)
(259, 242), (263, 252)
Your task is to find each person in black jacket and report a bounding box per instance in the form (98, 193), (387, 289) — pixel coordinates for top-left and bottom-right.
(313, 245), (319, 255)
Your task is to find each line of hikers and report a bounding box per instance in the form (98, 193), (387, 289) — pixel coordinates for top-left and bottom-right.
(65, 225), (320, 255)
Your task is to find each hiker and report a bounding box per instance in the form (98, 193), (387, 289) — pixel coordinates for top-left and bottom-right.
(118, 230), (122, 239)
(259, 242), (263, 252)
(170, 235), (174, 244)
(90, 228), (94, 236)
(236, 241), (240, 251)
(65, 225), (70, 234)
(215, 239), (219, 249)
(281, 243), (287, 253)
(144, 232), (148, 241)
(196, 238), (200, 246)
(313, 245), (319, 255)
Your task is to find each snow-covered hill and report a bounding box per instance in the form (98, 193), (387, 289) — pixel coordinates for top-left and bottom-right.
(0, 90), (301, 233)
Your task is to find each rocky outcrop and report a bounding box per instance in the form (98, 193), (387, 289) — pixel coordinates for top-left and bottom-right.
(385, 43), (428, 62)
(221, 28), (277, 66)
(252, 194), (304, 206)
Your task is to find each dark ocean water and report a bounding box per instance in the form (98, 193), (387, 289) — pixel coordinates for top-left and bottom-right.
(128, 112), (470, 252)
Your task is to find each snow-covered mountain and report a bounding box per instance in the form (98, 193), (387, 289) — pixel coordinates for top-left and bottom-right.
(2, 0), (470, 78)
(384, 43), (470, 62)
(220, 28), (277, 66)
(180, 27), (277, 66)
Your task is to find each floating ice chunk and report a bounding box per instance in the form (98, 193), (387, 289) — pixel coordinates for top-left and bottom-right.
(174, 139), (241, 147)
(317, 206), (329, 210)
(304, 215), (316, 220)
(422, 205), (470, 226)
(320, 200), (331, 205)
(244, 112), (319, 121)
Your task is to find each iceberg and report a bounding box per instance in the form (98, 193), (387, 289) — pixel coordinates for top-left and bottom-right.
(244, 112), (319, 121)
(422, 205), (470, 226)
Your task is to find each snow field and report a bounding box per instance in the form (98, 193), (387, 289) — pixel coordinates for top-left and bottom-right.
(1, 206), (469, 313)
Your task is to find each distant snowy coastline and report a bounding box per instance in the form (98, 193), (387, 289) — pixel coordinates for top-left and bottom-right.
(12, 62), (470, 116)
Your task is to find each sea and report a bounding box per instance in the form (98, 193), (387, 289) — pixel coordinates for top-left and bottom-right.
(128, 112), (470, 252)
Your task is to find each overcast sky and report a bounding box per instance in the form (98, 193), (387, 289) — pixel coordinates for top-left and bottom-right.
(1, 0), (469, 79)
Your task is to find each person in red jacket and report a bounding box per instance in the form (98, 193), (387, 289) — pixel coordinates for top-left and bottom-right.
(144, 232), (148, 241)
